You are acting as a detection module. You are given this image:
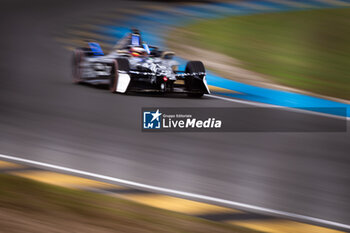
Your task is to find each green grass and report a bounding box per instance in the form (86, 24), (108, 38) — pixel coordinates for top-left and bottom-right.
(178, 8), (350, 99)
(0, 174), (261, 233)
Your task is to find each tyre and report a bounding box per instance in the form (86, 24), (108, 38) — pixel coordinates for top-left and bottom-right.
(110, 58), (130, 93)
(72, 49), (84, 84)
(185, 61), (206, 98)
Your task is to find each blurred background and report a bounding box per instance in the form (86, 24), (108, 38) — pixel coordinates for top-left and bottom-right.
(0, 0), (349, 232)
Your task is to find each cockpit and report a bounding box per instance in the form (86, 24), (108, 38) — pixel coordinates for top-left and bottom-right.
(113, 29), (174, 59)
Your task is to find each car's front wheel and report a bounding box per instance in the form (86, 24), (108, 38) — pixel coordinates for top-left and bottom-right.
(72, 49), (84, 84)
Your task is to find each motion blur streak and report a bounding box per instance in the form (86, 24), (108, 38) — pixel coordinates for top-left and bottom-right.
(205, 94), (350, 121)
(0, 0), (349, 231)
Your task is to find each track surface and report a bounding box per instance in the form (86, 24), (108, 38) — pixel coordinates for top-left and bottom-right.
(0, 0), (349, 226)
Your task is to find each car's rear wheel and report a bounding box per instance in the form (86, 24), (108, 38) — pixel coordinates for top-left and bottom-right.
(110, 58), (130, 93)
(185, 61), (206, 98)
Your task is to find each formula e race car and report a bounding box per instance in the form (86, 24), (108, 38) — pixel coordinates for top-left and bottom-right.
(72, 29), (210, 97)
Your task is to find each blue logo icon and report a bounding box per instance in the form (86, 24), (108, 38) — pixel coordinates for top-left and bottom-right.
(143, 109), (162, 129)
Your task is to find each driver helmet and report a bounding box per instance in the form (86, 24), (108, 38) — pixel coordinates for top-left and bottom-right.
(130, 47), (146, 57)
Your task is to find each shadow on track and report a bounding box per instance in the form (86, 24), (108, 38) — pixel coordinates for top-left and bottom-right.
(75, 83), (208, 99)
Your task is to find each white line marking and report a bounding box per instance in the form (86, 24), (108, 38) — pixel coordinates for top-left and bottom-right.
(0, 153), (349, 231)
(205, 94), (350, 121)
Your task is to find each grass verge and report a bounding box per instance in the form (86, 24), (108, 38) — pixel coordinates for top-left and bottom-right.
(171, 8), (350, 99)
(0, 174), (261, 233)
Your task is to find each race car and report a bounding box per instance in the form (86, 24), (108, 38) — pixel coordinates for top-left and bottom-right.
(72, 29), (210, 97)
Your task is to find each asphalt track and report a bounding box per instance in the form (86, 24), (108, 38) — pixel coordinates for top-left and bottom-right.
(0, 0), (349, 228)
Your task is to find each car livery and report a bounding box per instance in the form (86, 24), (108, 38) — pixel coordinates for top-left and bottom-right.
(72, 29), (210, 97)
